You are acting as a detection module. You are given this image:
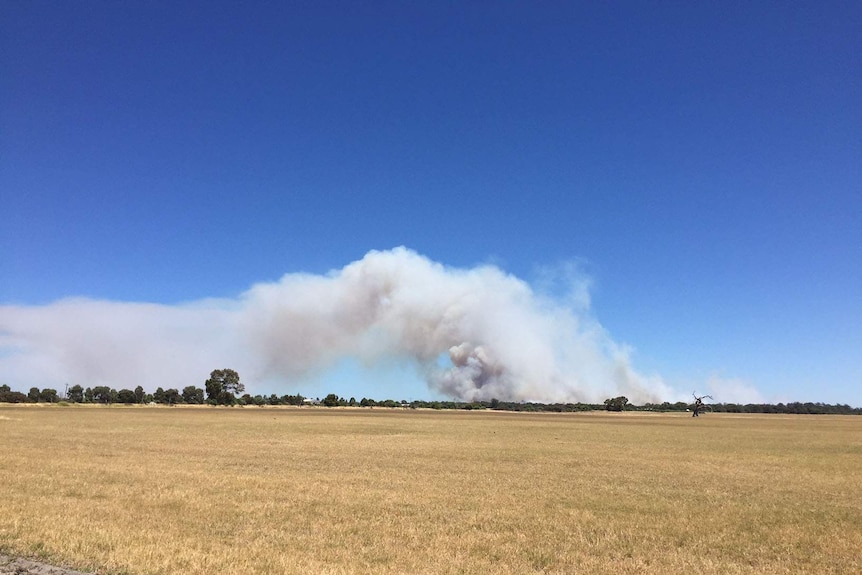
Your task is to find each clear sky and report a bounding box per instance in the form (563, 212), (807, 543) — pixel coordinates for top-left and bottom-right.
(2, 2), (860, 405)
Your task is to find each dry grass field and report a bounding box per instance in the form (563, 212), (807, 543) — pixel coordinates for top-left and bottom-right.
(0, 405), (859, 575)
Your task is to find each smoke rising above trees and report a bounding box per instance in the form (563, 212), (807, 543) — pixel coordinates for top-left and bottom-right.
(0, 248), (674, 403)
(241, 248), (674, 403)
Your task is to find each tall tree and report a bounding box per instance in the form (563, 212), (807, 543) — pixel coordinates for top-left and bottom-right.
(205, 369), (244, 405)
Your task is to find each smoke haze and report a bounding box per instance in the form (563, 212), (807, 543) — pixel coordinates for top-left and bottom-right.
(0, 248), (676, 403)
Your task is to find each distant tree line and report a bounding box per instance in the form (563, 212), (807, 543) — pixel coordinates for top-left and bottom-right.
(633, 400), (860, 415)
(0, 370), (305, 407)
(286, 395), (862, 414)
(1, 380), (859, 415)
(0, 382), (307, 407)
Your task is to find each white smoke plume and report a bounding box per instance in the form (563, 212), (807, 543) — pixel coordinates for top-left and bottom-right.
(0, 247), (674, 403)
(706, 375), (765, 404)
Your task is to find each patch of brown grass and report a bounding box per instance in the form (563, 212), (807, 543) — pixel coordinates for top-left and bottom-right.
(0, 406), (859, 574)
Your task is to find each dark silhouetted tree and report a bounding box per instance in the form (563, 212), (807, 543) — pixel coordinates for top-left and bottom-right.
(0, 385), (28, 403)
(280, 394), (304, 406)
(182, 385), (204, 404)
(322, 393), (340, 407)
(163, 388), (181, 405)
(92, 386), (114, 404)
(692, 393), (713, 417)
(604, 396), (629, 412)
(205, 369), (244, 405)
(1, 385), (28, 403)
(67, 385), (84, 403)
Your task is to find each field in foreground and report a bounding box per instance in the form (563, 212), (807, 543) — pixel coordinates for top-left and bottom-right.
(0, 406), (859, 575)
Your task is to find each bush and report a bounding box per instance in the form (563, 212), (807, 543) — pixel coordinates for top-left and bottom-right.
(0, 390), (29, 403)
(604, 396), (629, 412)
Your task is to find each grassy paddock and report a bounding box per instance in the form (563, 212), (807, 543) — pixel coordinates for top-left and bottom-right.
(0, 405), (859, 574)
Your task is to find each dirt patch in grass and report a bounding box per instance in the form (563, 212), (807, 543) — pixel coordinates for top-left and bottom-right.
(0, 555), (93, 575)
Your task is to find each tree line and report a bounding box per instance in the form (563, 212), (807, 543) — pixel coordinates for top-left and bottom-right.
(0, 369), (305, 407)
(1, 375), (859, 415)
(610, 396), (861, 415)
(0, 383), (307, 407)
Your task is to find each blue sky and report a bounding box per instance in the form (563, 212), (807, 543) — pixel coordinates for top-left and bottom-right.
(2, 2), (860, 405)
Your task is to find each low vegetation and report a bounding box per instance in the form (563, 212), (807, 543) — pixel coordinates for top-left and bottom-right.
(1, 406), (859, 574)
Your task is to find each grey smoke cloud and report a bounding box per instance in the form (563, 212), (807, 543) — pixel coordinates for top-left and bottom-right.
(0, 247), (674, 403)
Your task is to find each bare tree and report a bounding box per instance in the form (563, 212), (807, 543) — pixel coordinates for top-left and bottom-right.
(692, 392), (713, 417)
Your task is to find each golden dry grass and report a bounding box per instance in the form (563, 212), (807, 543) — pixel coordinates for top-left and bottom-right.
(0, 405), (859, 574)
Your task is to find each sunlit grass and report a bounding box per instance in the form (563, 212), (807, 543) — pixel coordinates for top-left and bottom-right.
(1, 405), (859, 574)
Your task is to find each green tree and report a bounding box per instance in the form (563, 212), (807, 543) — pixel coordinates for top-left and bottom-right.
(117, 389), (137, 404)
(163, 388), (181, 405)
(322, 393), (340, 407)
(39, 388), (59, 403)
(604, 396), (629, 412)
(28, 387), (40, 402)
(92, 386), (114, 404)
(0, 386), (28, 403)
(67, 385), (84, 403)
(205, 369), (244, 405)
(182, 385), (204, 404)
(153, 387), (166, 404)
(134, 385), (145, 404)
(281, 394), (304, 406)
